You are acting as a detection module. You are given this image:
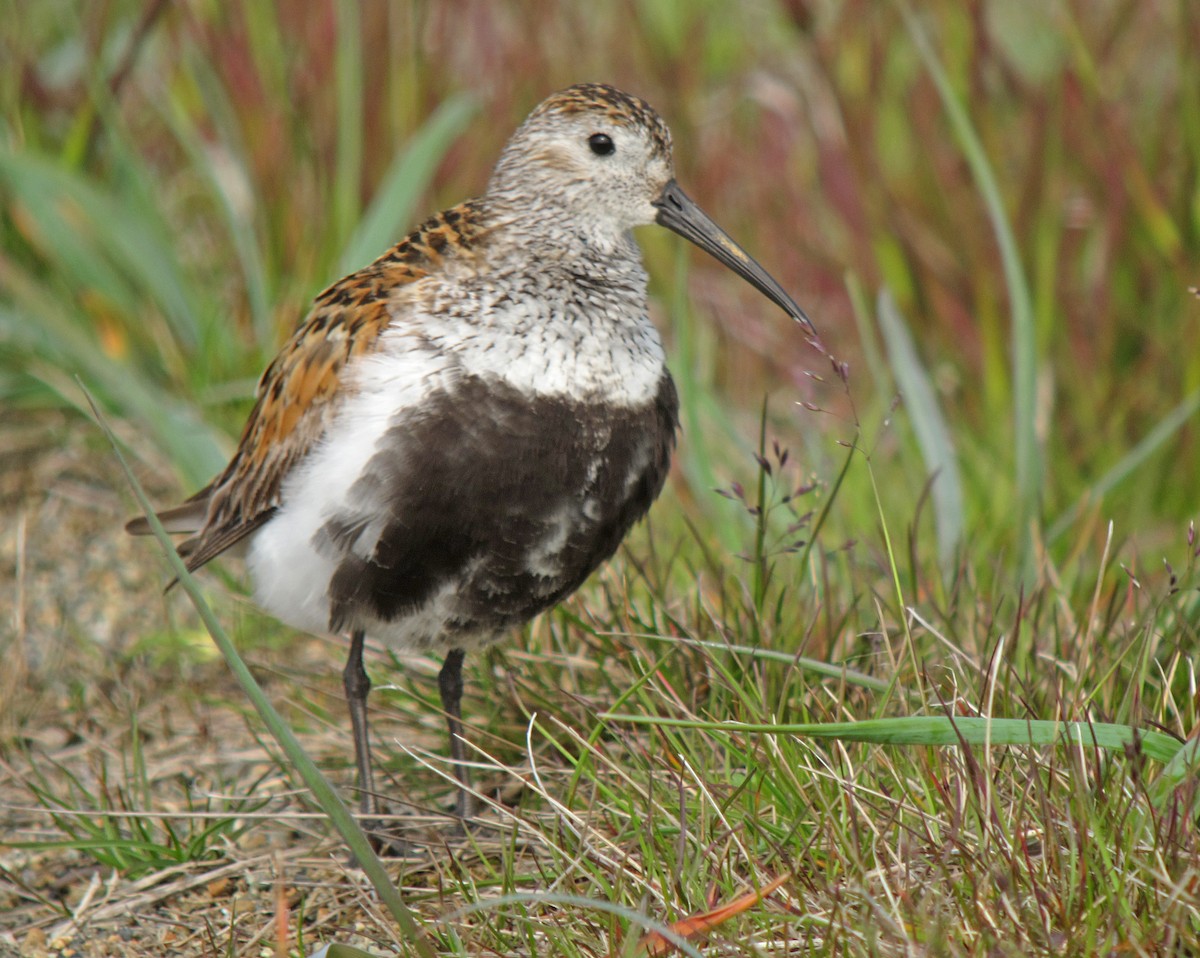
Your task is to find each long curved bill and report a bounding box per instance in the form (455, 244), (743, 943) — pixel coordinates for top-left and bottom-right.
(653, 178), (815, 333)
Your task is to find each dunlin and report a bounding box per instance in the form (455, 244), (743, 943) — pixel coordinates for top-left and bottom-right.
(129, 83), (812, 828)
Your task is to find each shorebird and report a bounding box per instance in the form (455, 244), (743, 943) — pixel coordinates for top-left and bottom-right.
(128, 83), (812, 828)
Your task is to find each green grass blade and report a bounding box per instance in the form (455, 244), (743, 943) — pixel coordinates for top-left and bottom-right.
(337, 93), (478, 275)
(0, 144), (206, 351)
(1151, 735), (1200, 806)
(901, 2), (1040, 570)
(0, 153), (130, 313)
(665, 244), (749, 552)
(603, 713), (1186, 768)
(629, 633), (890, 691)
(333, 2), (364, 255)
(876, 286), (964, 573)
(0, 299), (227, 484)
(160, 91), (273, 351)
(1047, 387), (1200, 542)
(175, 45), (279, 346)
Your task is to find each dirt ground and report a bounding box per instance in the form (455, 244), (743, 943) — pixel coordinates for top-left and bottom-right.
(0, 411), (546, 956)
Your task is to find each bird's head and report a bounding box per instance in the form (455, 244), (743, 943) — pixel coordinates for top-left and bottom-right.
(488, 83), (814, 331)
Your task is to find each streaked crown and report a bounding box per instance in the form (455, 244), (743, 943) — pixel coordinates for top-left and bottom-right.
(527, 83), (673, 160)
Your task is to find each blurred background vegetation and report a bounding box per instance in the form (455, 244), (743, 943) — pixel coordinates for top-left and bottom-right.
(3, 0), (1197, 592)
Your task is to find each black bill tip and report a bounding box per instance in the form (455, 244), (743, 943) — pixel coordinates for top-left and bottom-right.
(653, 179), (815, 334)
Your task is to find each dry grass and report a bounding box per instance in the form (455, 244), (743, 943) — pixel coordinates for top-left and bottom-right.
(5, 418), (1200, 955)
(4, 2), (1200, 955)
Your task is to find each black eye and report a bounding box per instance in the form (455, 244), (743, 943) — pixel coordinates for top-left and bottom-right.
(588, 133), (615, 156)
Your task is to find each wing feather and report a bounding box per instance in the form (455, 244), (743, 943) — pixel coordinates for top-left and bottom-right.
(128, 199), (489, 572)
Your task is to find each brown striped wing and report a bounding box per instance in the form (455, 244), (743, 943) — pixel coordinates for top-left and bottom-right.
(128, 200), (488, 571)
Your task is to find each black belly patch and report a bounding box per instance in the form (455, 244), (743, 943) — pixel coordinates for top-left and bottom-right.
(319, 373), (678, 638)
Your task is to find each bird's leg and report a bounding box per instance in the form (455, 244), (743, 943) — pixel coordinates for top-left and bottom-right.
(342, 629), (378, 817)
(438, 648), (475, 819)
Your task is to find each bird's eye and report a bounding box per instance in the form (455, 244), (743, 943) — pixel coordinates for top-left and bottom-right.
(588, 133), (615, 156)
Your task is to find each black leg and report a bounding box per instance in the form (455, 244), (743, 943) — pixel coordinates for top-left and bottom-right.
(342, 629), (377, 817)
(438, 648), (474, 819)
